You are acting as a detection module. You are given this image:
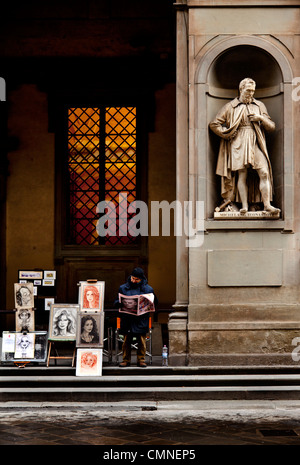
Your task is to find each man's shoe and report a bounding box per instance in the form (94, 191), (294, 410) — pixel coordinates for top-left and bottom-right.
(119, 361), (130, 367)
(137, 362), (147, 368)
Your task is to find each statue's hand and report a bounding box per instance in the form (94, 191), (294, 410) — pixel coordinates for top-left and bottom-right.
(228, 130), (238, 140)
(248, 114), (262, 123)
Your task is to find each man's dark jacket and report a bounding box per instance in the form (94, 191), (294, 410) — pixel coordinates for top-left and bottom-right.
(114, 276), (157, 334)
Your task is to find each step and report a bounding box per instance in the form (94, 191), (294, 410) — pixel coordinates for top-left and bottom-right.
(2, 366), (300, 401)
(1, 364), (300, 376)
(1, 385), (300, 402)
(2, 373), (300, 388)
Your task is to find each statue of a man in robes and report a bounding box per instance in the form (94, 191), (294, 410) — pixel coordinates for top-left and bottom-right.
(209, 77), (280, 215)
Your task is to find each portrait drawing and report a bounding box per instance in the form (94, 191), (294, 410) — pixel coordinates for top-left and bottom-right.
(49, 304), (79, 340)
(76, 312), (104, 348)
(14, 283), (34, 309)
(15, 308), (35, 332)
(78, 281), (105, 311)
(76, 349), (102, 376)
(14, 332), (35, 359)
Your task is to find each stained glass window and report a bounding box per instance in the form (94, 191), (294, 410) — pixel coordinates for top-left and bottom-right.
(67, 106), (137, 245)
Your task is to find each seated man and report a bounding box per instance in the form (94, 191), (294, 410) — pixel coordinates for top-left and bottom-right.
(114, 267), (157, 368)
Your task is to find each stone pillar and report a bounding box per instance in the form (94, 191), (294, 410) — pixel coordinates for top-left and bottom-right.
(0, 100), (7, 311)
(174, 1), (189, 311)
(168, 1), (189, 365)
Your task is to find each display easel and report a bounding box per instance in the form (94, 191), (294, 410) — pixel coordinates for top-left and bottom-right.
(13, 326), (35, 368)
(47, 340), (76, 367)
(1, 330), (48, 366)
(13, 361), (31, 368)
(75, 279), (105, 375)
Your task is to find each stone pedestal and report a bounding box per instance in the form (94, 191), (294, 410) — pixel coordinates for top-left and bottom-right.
(170, 0), (300, 367)
(214, 211), (280, 220)
(168, 312), (188, 366)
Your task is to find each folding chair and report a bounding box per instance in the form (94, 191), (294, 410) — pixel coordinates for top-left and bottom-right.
(102, 326), (113, 364)
(114, 316), (152, 365)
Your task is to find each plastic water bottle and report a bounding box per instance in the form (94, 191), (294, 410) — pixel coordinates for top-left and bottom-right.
(162, 345), (168, 366)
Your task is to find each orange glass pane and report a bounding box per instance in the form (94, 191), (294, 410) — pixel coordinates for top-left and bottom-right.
(68, 108), (100, 157)
(67, 106), (137, 246)
(68, 108), (100, 245)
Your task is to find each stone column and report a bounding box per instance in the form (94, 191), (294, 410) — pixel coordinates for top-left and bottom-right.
(169, 1), (189, 365)
(0, 100), (7, 311)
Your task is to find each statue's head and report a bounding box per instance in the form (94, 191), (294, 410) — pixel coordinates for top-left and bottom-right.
(239, 78), (256, 104)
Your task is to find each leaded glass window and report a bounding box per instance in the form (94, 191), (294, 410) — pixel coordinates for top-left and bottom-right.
(67, 106), (137, 246)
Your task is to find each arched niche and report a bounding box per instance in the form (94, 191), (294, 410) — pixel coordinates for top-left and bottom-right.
(195, 37), (293, 228)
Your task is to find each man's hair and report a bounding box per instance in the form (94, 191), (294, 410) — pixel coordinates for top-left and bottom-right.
(239, 78), (256, 92)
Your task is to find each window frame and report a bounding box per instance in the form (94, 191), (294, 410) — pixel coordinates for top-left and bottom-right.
(54, 97), (148, 260)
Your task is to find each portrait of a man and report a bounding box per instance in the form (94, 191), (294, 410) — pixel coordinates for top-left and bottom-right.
(120, 296), (138, 315)
(15, 308), (35, 332)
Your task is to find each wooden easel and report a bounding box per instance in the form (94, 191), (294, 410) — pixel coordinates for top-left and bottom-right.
(47, 340), (76, 367)
(13, 361), (31, 368)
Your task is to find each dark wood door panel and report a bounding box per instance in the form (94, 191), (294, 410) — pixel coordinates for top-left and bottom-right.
(55, 257), (147, 308)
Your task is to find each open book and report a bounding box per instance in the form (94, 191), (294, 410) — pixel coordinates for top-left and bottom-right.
(119, 293), (155, 316)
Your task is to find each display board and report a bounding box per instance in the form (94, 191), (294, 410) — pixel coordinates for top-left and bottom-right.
(18, 269), (57, 327)
(1, 331), (48, 363)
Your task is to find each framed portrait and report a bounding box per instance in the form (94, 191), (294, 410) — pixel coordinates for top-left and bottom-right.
(15, 308), (35, 332)
(44, 270), (56, 279)
(14, 282), (35, 309)
(45, 298), (55, 311)
(14, 332), (35, 359)
(76, 311), (104, 348)
(48, 304), (79, 341)
(1, 331), (48, 362)
(76, 349), (102, 377)
(78, 281), (105, 312)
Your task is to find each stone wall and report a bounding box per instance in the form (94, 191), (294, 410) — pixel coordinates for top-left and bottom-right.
(171, 0), (300, 366)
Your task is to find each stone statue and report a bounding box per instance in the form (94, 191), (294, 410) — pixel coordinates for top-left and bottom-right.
(209, 78), (280, 216)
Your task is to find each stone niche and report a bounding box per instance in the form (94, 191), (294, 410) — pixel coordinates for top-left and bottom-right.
(170, 1), (300, 367)
(197, 36), (294, 228)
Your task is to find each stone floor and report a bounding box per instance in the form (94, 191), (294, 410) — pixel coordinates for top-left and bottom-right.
(1, 400), (300, 446)
(1, 418), (300, 446)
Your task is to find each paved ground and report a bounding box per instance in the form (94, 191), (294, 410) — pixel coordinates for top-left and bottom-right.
(1, 399), (300, 447)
